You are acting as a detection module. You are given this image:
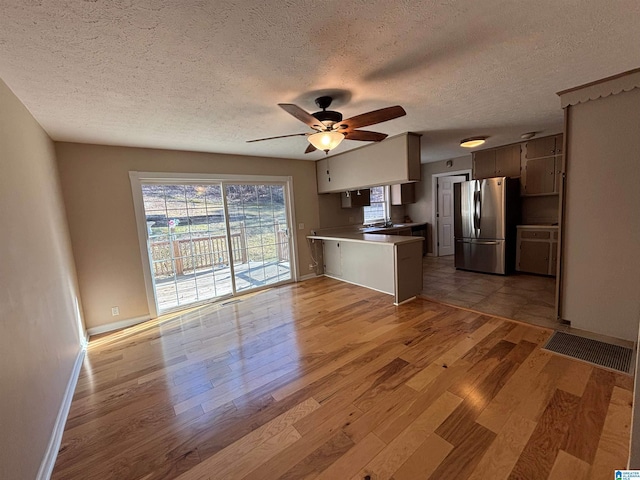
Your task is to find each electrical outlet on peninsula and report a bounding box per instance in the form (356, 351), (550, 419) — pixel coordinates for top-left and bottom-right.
(111, 306), (120, 316)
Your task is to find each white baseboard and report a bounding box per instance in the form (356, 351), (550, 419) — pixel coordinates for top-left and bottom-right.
(86, 315), (151, 337)
(298, 273), (317, 282)
(37, 346), (86, 480)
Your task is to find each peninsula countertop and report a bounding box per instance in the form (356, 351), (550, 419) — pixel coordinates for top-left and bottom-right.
(307, 231), (423, 246)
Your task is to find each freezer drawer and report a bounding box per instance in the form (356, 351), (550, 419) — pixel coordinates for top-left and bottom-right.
(455, 239), (506, 274)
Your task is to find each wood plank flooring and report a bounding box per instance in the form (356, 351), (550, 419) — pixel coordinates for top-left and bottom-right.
(52, 277), (633, 480)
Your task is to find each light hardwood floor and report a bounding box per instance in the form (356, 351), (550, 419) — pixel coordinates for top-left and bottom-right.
(53, 277), (632, 479)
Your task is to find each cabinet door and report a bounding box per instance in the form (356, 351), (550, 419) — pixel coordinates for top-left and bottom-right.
(495, 144), (521, 177)
(472, 150), (496, 179)
(323, 240), (341, 277)
(524, 157), (555, 194)
(554, 156), (562, 193)
(525, 136), (556, 159)
(518, 241), (550, 275)
(554, 134), (564, 155)
(390, 183), (416, 205)
(316, 159), (331, 193)
(550, 242), (558, 276)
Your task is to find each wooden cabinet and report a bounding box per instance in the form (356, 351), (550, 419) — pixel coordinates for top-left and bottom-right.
(495, 144), (522, 177)
(472, 150), (496, 179)
(522, 134), (563, 195)
(316, 158), (331, 193)
(524, 157), (556, 195)
(390, 183), (415, 205)
(472, 144), (521, 179)
(316, 133), (421, 193)
(525, 134), (563, 159)
(516, 226), (558, 276)
(340, 189), (371, 208)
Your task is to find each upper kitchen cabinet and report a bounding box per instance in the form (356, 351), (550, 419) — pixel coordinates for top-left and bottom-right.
(522, 134), (563, 195)
(390, 183), (416, 205)
(472, 144), (521, 179)
(523, 157), (562, 195)
(316, 158), (332, 192)
(316, 132), (421, 194)
(495, 144), (522, 177)
(525, 134), (563, 159)
(472, 150), (495, 179)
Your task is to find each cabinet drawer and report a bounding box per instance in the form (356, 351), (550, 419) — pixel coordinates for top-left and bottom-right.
(521, 230), (550, 239)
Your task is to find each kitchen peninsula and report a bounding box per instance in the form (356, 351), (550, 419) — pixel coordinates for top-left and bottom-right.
(308, 228), (424, 304)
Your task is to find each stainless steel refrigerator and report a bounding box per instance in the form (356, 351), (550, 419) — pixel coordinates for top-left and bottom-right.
(453, 177), (520, 275)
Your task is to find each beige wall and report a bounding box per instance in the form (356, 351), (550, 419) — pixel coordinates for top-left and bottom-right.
(0, 80), (84, 478)
(55, 142), (320, 329)
(561, 87), (640, 342)
(406, 155), (472, 254)
(318, 192), (363, 228)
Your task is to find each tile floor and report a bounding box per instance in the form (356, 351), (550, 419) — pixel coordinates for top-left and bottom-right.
(421, 255), (558, 328)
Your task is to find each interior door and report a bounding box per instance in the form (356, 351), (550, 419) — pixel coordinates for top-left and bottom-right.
(437, 175), (467, 256)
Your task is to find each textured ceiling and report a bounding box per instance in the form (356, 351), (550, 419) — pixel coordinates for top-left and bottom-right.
(1, 1), (639, 163)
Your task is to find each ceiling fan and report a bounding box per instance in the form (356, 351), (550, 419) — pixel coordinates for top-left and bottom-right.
(247, 96), (406, 154)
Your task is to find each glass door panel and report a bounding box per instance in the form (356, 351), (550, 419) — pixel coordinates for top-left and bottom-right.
(225, 183), (292, 293)
(141, 183), (232, 313)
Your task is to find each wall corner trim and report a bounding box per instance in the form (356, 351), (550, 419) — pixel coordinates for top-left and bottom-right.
(86, 315), (152, 337)
(36, 347), (86, 480)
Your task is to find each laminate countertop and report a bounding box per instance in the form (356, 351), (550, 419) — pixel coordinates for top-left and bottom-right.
(307, 232), (424, 246)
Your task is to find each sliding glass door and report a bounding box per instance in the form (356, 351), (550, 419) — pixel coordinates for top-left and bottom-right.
(137, 178), (293, 314)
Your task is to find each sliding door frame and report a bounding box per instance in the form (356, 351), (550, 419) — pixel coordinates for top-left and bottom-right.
(129, 171), (299, 318)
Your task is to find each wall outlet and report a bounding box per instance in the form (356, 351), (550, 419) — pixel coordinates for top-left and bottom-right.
(348, 216), (354, 223)
(298, 223), (305, 230)
(111, 306), (120, 316)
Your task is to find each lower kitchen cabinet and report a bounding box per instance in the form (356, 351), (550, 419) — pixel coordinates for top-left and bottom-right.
(516, 226), (558, 276)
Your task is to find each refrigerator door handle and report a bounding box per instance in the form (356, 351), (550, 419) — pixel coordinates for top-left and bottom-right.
(473, 191), (480, 232)
(477, 190), (482, 230)
(456, 239), (500, 245)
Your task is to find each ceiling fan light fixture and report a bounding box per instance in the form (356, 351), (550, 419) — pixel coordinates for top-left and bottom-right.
(460, 137), (487, 148)
(308, 131), (344, 153)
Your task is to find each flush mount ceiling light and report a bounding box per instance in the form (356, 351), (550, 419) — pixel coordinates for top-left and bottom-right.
(308, 130), (345, 153)
(460, 137), (487, 148)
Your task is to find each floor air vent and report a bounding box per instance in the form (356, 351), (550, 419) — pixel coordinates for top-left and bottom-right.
(543, 331), (633, 374)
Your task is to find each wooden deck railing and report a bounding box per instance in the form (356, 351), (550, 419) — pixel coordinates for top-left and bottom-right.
(150, 223), (290, 278)
(151, 227), (246, 277)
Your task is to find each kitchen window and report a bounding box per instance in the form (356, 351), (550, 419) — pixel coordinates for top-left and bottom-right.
(363, 186), (389, 224)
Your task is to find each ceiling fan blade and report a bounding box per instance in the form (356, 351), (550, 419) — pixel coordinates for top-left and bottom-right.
(338, 105), (406, 130)
(344, 130), (388, 142)
(304, 143), (317, 154)
(246, 133), (308, 143)
(278, 104), (325, 130)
